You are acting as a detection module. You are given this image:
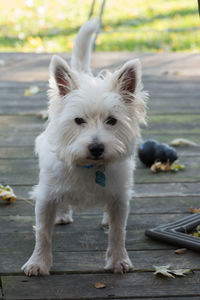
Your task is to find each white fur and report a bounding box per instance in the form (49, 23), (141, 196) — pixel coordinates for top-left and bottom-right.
(22, 19), (148, 276)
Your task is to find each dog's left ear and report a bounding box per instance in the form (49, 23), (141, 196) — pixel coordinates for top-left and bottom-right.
(49, 55), (77, 96)
(112, 59), (141, 103)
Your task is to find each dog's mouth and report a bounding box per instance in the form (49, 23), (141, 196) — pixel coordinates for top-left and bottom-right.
(86, 156), (104, 162)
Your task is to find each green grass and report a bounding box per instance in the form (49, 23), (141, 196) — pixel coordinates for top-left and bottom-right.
(0, 0), (199, 52)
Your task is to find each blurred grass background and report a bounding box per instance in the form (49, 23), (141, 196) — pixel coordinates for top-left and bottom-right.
(0, 0), (199, 52)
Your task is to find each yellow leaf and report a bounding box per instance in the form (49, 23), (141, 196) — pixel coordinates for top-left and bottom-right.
(189, 207), (200, 214)
(24, 86), (40, 96)
(94, 282), (106, 289)
(0, 184), (16, 203)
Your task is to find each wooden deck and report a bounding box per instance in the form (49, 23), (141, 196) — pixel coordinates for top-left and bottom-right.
(0, 52), (200, 300)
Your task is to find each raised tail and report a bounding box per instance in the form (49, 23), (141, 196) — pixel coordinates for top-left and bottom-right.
(71, 18), (99, 74)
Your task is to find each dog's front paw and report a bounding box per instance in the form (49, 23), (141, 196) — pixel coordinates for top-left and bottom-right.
(55, 213), (73, 225)
(105, 249), (133, 273)
(22, 257), (51, 276)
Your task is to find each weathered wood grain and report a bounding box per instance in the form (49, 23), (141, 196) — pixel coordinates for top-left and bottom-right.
(0, 114), (199, 147)
(0, 249), (199, 275)
(1, 77), (200, 115)
(0, 230), (172, 253)
(1, 194), (199, 216)
(0, 156), (199, 185)
(1, 52), (199, 82)
(1, 181), (199, 201)
(135, 182), (200, 197)
(0, 214), (190, 254)
(2, 271), (200, 300)
(0, 146), (34, 158)
(0, 145), (199, 159)
(0, 213), (187, 233)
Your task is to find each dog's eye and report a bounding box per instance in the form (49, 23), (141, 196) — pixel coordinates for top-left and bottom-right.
(74, 118), (86, 125)
(106, 116), (117, 126)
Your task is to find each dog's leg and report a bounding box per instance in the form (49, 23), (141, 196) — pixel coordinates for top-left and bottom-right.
(55, 205), (73, 225)
(22, 199), (55, 276)
(101, 211), (109, 227)
(104, 198), (132, 273)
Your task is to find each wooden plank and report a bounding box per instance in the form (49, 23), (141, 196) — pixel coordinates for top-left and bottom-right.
(1, 77), (200, 115)
(0, 156), (199, 185)
(1, 194), (199, 216)
(0, 213), (188, 233)
(1, 182), (199, 200)
(0, 144), (199, 159)
(0, 249), (200, 275)
(0, 214), (189, 253)
(0, 146), (34, 158)
(2, 271), (200, 299)
(0, 230), (173, 253)
(0, 114), (199, 147)
(135, 182), (200, 197)
(0, 53), (199, 82)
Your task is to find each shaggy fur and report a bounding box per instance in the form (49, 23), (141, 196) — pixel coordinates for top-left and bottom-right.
(22, 19), (148, 276)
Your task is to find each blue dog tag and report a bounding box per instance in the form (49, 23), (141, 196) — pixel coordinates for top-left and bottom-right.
(95, 170), (106, 187)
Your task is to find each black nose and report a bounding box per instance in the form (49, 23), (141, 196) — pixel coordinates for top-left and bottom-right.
(88, 143), (104, 159)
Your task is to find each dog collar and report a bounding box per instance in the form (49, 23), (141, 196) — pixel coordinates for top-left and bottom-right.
(77, 164), (106, 187)
(76, 164), (95, 169)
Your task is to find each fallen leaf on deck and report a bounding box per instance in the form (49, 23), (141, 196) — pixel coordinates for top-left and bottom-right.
(189, 225), (200, 238)
(24, 86), (40, 96)
(151, 161), (184, 173)
(170, 163), (185, 172)
(154, 265), (175, 278)
(169, 138), (198, 147)
(37, 110), (48, 120)
(175, 248), (187, 254)
(154, 265), (191, 278)
(0, 184), (16, 203)
(94, 282), (106, 289)
(171, 269), (191, 276)
(189, 207), (200, 214)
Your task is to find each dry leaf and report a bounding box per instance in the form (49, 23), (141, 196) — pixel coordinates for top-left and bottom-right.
(171, 269), (191, 276)
(189, 207), (200, 214)
(189, 225), (200, 238)
(37, 110), (48, 120)
(0, 184), (16, 203)
(94, 282), (106, 289)
(24, 86), (40, 96)
(151, 162), (170, 173)
(154, 265), (175, 278)
(169, 138), (198, 147)
(170, 163), (185, 172)
(175, 248), (187, 254)
(151, 161), (184, 173)
(154, 265), (191, 278)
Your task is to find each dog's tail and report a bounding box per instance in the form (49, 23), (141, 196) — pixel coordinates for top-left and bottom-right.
(71, 18), (98, 74)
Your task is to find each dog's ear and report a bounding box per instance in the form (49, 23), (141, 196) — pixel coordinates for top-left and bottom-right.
(112, 59), (141, 103)
(49, 55), (77, 96)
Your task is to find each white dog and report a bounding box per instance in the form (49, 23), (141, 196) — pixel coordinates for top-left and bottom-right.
(22, 19), (148, 276)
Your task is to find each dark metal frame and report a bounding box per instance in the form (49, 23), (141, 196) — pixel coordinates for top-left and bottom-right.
(145, 214), (200, 251)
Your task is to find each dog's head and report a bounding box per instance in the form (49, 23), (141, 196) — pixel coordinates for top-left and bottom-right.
(46, 55), (148, 167)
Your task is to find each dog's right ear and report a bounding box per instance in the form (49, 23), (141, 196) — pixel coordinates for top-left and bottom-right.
(49, 55), (77, 96)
